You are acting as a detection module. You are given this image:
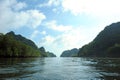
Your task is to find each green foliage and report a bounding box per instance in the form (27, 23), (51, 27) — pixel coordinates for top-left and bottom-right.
(0, 32), (41, 57)
(78, 22), (120, 57)
(107, 44), (120, 57)
(6, 31), (38, 49)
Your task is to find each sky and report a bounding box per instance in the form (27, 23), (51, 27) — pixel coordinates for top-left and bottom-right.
(0, 0), (120, 57)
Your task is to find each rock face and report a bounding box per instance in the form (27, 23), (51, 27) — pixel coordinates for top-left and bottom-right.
(60, 48), (79, 57)
(78, 22), (120, 57)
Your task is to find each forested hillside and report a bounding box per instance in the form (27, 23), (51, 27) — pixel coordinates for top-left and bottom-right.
(0, 31), (56, 57)
(78, 22), (120, 57)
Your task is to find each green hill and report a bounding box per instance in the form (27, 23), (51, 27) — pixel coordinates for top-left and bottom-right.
(0, 31), (55, 57)
(78, 22), (120, 57)
(6, 31), (37, 49)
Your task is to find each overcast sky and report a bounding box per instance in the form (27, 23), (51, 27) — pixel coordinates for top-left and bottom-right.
(0, 0), (120, 56)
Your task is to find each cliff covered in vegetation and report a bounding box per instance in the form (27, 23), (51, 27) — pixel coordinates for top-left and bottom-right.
(78, 22), (120, 57)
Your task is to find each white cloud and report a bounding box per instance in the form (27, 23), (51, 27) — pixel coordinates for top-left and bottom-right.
(31, 30), (40, 39)
(40, 35), (55, 46)
(41, 31), (47, 35)
(54, 26), (103, 50)
(0, 0), (46, 33)
(39, 0), (60, 7)
(39, 22), (104, 56)
(38, 0), (61, 14)
(39, 35), (61, 56)
(45, 20), (72, 32)
(62, 0), (120, 16)
(25, 10), (46, 29)
(13, 1), (27, 11)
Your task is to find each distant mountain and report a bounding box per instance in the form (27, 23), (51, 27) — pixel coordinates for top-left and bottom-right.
(78, 22), (120, 57)
(39, 47), (56, 57)
(39, 47), (47, 57)
(60, 48), (79, 57)
(46, 52), (56, 57)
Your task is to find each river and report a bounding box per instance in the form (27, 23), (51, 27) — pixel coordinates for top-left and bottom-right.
(0, 57), (120, 80)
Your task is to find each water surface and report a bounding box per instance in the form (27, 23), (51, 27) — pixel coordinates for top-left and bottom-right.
(0, 57), (120, 80)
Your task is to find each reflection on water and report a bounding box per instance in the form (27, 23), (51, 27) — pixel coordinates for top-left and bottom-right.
(0, 57), (120, 80)
(0, 58), (45, 80)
